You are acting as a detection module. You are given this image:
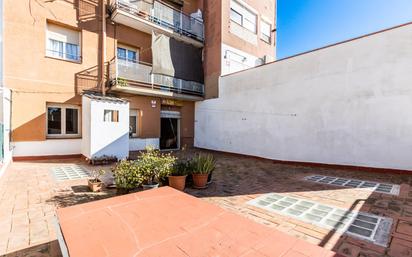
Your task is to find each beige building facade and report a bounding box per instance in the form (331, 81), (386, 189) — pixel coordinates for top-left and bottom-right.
(2, 0), (276, 159)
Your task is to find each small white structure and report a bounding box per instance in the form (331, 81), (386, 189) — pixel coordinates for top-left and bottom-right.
(82, 93), (129, 160)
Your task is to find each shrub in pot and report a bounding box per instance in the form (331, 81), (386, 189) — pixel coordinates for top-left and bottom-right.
(168, 160), (191, 191)
(88, 169), (106, 192)
(138, 147), (176, 190)
(113, 160), (143, 194)
(192, 154), (215, 189)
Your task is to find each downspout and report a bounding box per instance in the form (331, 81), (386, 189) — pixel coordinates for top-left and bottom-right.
(101, 0), (107, 95)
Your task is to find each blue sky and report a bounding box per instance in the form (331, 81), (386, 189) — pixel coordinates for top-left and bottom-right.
(277, 0), (412, 59)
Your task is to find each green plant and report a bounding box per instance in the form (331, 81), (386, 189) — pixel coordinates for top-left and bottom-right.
(113, 160), (144, 190)
(138, 146), (176, 185)
(90, 169), (106, 183)
(192, 154), (215, 175)
(170, 160), (191, 176)
(114, 77), (128, 87)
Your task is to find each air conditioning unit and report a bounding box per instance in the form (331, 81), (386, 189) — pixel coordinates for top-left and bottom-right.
(262, 55), (275, 64)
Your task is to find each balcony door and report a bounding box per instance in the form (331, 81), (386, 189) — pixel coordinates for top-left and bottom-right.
(117, 44), (140, 81)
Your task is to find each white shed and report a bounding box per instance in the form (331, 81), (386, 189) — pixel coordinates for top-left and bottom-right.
(81, 93), (129, 160)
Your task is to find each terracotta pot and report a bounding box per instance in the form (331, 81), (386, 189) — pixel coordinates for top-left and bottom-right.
(192, 174), (209, 189)
(88, 179), (103, 192)
(168, 175), (187, 191)
(142, 182), (159, 190)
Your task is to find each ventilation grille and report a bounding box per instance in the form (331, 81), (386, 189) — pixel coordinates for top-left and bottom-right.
(248, 193), (392, 246)
(51, 165), (90, 181)
(304, 175), (400, 195)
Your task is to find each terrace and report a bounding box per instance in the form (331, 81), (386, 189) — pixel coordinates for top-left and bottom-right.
(0, 150), (411, 257)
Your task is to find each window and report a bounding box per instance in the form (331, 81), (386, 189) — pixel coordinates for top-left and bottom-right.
(129, 109), (139, 137)
(117, 45), (139, 66)
(46, 22), (81, 62)
(104, 110), (119, 122)
(47, 104), (80, 137)
(230, 0), (257, 33)
(261, 20), (271, 43)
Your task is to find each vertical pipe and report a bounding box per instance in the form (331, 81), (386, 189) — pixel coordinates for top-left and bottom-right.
(101, 0), (107, 95)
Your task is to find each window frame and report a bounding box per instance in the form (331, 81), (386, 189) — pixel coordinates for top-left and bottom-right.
(260, 19), (272, 44)
(103, 110), (120, 123)
(46, 104), (81, 138)
(45, 22), (82, 63)
(129, 109), (140, 138)
(117, 44), (139, 65)
(230, 0), (257, 34)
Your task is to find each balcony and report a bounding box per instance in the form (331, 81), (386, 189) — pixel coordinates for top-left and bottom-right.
(108, 58), (204, 101)
(110, 0), (204, 48)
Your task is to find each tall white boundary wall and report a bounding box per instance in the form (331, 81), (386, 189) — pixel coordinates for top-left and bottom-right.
(195, 24), (412, 171)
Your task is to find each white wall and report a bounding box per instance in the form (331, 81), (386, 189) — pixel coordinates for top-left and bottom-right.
(13, 139), (82, 157)
(81, 96), (91, 158)
(196, 24), (412, 171)
(129, 138), (159, 151)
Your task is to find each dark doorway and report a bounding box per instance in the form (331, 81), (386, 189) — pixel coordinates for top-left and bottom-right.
(160, 118), (179, 150)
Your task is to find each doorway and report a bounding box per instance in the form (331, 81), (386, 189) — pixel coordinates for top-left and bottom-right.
(160, 111), (180, 150)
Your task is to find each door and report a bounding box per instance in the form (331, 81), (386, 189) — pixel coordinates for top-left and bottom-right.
(160, 110), (180, 150)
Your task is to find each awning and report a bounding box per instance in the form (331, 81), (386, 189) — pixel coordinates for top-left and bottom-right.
(152, 32), (204, 83)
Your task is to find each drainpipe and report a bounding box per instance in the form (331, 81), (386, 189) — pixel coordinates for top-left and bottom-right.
(101, 0), (107, 96)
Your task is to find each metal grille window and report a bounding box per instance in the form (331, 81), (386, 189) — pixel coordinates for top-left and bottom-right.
(104, 110), (119, 122)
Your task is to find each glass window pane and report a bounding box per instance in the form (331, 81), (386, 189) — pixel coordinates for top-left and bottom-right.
(230, 9), (242, 25)
(117, 47), (127, 60)
(65, 108), (79, 134)
(66, 43), (79, 61)
(127, 50), (137, 63)
(129, 116), (137, 136)
(48, 39), (63, 58)
(243, 19), (256, 33)
(48, 107), (62, 134)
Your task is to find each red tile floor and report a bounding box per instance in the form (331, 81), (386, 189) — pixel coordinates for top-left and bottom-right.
(0, 150), (411, 257)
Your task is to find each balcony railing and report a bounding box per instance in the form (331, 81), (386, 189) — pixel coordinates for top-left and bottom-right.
(113, 0), (204, 42)
(109, 58), (204, 97)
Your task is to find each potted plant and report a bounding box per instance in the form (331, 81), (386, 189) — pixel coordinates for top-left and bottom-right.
(168, 160), (191, 191)
(139, 147), (176, 190)
(88, 169), (106, 192)
(113, 160), (143, 194)
(192, 154), (215, 189)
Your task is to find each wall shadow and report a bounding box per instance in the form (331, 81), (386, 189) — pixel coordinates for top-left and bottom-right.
(1, 240), (62, 257)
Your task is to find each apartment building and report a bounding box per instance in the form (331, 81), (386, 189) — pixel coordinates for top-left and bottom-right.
(2, 0), (275, 160)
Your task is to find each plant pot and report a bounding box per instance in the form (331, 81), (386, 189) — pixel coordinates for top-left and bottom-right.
(168, 175), (187, 191)
(142, 182), (159, 190)
(88, 179), (103, 192)
(192, 174), (209, 189)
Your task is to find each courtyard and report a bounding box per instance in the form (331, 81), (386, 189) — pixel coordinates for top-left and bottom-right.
(0, 150), (411, 257)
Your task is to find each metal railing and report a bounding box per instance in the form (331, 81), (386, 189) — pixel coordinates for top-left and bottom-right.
(113, 0), (204, 42)
(109, 58), (204, 96)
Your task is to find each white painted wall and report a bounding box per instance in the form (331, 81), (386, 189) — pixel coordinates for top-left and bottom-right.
(81, 96), (91, 158)
(82, 96), (129, 160)
(13, 139), (82, 157)
(196, 24), (412, 171)
(129, 138), (159, 151)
